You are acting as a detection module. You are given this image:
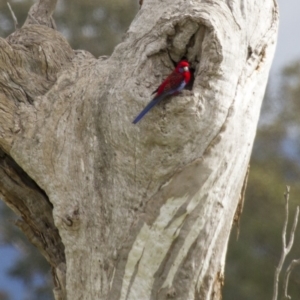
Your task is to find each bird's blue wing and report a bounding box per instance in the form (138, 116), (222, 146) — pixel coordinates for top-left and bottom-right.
(173, 80), (186, 93)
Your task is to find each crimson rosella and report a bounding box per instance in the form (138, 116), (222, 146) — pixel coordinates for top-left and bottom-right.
(132, 60), (191, 124)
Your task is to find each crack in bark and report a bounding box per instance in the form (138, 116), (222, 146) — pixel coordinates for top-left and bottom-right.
(125, 247), (145, 300)
(0, 149), (65, 268)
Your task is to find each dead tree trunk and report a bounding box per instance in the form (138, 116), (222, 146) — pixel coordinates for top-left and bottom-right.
(0, 0), (278, 299)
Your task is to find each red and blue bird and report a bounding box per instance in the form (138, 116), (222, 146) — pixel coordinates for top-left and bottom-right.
(132, 60), (191, 124)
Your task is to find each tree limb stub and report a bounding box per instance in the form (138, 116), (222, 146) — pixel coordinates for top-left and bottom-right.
(24, 0), (58, 29)
(0, 0), (279, 299)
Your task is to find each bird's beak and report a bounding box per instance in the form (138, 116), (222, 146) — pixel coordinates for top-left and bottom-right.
(183, 66), (189, 72)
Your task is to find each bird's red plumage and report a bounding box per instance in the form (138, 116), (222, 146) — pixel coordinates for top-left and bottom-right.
(157, 61), (191, 95)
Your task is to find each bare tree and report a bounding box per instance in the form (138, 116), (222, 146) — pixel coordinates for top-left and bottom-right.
(0, 0), (279, 299)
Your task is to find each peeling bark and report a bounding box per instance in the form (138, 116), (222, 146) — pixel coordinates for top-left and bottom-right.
(0, 0), (278, 299)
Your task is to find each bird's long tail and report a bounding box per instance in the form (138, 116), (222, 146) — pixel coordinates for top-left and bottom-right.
(132, 94), (165, 124)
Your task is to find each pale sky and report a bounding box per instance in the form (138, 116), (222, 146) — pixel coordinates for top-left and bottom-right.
(272, 0), (300, 73)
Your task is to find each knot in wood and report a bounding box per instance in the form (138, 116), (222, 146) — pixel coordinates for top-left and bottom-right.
(62, 206), (80, 230)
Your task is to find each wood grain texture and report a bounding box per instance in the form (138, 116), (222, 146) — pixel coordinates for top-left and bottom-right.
(0, 0), (278, 299)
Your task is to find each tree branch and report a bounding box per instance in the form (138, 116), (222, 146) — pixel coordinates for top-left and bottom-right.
(283, 258), (300, 300)
(272, 186), (299, 300)
(7, 2), (18, 30)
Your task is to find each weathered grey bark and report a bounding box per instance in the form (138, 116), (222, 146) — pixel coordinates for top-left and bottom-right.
(0, 0), (278, 299)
